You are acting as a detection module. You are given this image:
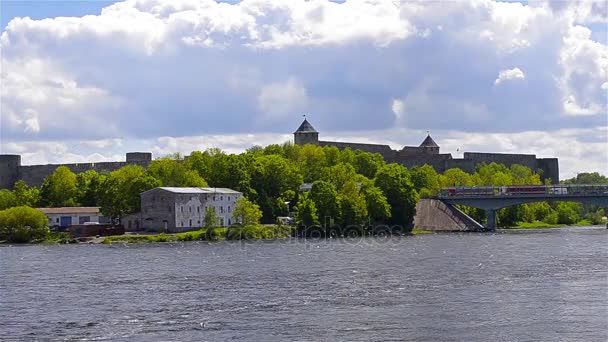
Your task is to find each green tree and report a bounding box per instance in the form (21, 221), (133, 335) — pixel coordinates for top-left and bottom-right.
(410, 164), (440, 197)
(204, 206), (220, 229)
(295, 193), (319, 227)
(298, 144), (326, 182)
(13, 181), (40, 207)
(555, 202), (582, 224)
(375, 164), (418, 227)
(0, 189), (17, 210)
(250, 155), (303, 222)
(233, 197), (263, 226)
(440, 168), (474, 187)
(361, 184), (391, 222)
(76, 170), (104, 207)
(353, 151), (384, 179)
(309, 180), (340, 226)
(99, 165), (161, 222)
(39, 166), (78, 207)
(148, 156), (208, 187)
(562, 172), (608, 184)
(322, 163), (357, 190)
(339, 181), (368, 226)
(323, 146), (340, 166)
(0, 206), (49, 243)
(510, 164), (541, 185)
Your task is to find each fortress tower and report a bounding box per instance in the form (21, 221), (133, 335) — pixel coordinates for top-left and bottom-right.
(0, 155), (21, 189)
(293, 118), (319, 146)
(419, 134), (440, 154)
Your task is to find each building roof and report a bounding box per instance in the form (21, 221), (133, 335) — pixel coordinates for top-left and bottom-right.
(37, 207), (100, 214)
(294, 118), (318, 134)
(144, 187), (242, 195)
(419, 134), (439, 148)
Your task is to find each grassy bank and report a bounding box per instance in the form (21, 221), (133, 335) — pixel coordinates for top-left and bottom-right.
(411, 228), (434, 235)
(508, 219), (606, 229)
(101, 225), (294, 244)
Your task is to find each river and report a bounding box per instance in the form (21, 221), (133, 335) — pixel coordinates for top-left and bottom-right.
(1, 227), (607, 341)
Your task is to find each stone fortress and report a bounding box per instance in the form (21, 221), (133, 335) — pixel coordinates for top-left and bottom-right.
(0, 152), (152, 189)
(293, 119), (559, 184)
(0, 118), (559, 190)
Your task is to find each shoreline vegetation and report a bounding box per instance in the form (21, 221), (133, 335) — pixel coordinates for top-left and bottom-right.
(1, 142), (606, 244)
(3, 222), (606, 245)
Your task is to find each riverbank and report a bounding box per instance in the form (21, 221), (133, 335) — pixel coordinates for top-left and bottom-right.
(102, 225), (294, 244)
(507, 219), (606, 229)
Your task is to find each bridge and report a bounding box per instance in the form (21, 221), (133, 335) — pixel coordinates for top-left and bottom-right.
(435, 184), (608, 231)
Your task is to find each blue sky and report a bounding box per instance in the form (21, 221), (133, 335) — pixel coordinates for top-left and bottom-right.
(0, 0), (606, 178)
(1, 1), (117, 29)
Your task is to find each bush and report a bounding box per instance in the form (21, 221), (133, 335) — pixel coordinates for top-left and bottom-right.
(0, 206), (49, 243)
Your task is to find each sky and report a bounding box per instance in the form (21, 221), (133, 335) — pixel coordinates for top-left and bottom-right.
(0, 0), (607, 180)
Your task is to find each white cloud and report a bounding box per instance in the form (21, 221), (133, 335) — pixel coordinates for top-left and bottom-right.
(495, 67), (526, 85)
(0, 0), (606, 177)
(257, 77), (308, 119)
(391, 99), (405, 123)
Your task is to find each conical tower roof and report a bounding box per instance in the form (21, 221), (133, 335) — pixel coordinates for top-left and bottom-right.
(419, 134), (439, 148)
(294, 118), (318, 134)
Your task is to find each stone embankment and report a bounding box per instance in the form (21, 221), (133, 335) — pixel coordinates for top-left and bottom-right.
(414, 199), (485, 232)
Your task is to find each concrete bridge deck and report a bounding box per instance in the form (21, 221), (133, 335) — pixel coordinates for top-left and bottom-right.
(435, 184), (608, 231)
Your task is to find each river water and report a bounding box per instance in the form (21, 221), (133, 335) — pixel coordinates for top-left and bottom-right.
(1, 227), (607, 341)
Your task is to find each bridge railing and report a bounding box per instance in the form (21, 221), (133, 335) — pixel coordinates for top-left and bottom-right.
(438, 184), (608, 198)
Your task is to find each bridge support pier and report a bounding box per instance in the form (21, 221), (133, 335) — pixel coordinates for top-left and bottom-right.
(485, 209), (497, 232)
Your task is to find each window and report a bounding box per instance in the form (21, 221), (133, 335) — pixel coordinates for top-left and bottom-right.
(197, 220), (200, 224)
(228, 206), (231, 213)
(228, 196), (231, 201)
(189, 206), (192, 212)
(197, 206), (200, 213)
(213, 196), (216, 201)
(221, 196), (223, 201)
(220, 206), (224, 213)
(168, 206), (172, 212)
(181, 206), (184, 212)
(181, 221), (184, 227)
(56, 218), (59, 223)
(189, 219), (192, 227)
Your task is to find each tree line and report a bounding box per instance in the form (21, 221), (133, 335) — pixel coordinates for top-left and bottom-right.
(0, 142), (606, 234)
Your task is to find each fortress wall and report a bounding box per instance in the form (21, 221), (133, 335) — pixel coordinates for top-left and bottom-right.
(318, 141), (394, 154)
(463, 152), (538, 170)
(399, 146), (426, 156)
(0, 155), (21, 189)
(537, 158), (559, 184)
(18, 160), (151, 187)
(444, 159), (475, 174)
(317, 140), (397, 160)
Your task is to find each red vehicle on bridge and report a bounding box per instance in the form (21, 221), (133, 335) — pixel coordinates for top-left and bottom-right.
(501, 186), (547, 195)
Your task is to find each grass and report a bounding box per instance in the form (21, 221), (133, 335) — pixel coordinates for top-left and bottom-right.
(510, 221), (566, 229)
(410, 228), (434, 235)
(510, 219), (606, 229)
(101, 225), (292, 244)
(41, 232), (71, 244)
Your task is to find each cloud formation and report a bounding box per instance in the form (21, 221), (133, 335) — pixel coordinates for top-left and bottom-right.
(0, 0), (606, 178)
(495, 67), (526, 85)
